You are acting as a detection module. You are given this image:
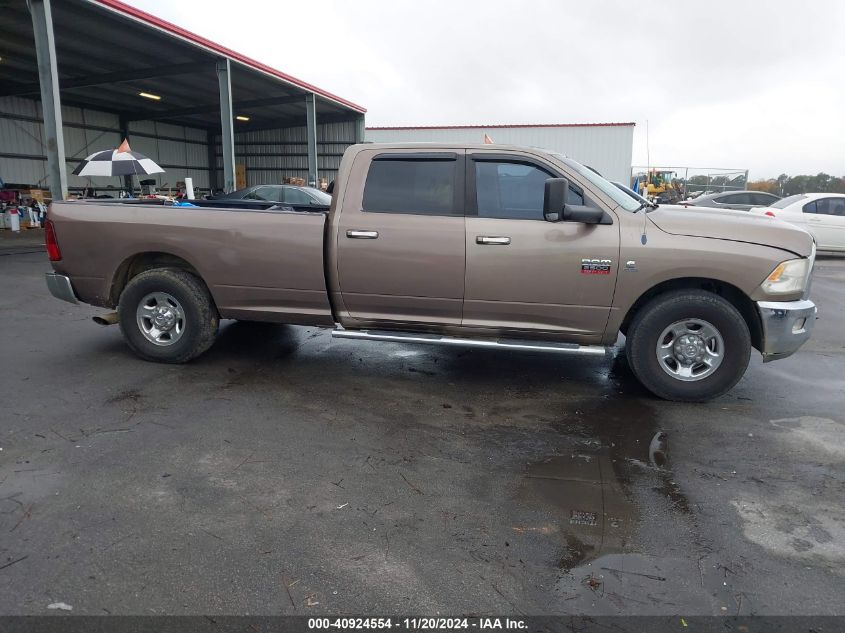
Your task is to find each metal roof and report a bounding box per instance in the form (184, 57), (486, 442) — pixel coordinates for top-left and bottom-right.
(0, 0), (365, 130)
(367, 123), (635, 130)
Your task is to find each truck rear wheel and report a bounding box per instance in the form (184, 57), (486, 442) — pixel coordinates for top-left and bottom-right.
(625, 290), (751, 402)
(118, 268), (219, 363)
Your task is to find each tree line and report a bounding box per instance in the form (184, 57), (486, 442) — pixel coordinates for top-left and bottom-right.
(747, 173), (845, 196)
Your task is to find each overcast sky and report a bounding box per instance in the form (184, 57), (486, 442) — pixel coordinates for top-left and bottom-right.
(127, 0), (844, 180)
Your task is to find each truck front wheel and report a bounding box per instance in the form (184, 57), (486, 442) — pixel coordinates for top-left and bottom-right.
(118, 268), (219, 363)
(625, 290), (751, 402)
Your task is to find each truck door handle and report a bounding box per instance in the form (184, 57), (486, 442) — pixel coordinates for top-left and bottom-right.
(476, 236), (511, 245)
(346, 230), (379, 239)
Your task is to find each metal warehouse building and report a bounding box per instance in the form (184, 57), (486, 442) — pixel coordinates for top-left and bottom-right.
(0, 0), (366, 201)
(366, 123), (635, 184)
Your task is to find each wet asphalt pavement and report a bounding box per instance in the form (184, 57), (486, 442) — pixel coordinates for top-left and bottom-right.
(1, 237), (844, 616)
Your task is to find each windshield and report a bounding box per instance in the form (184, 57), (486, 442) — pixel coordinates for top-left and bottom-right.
(305, 187), (332, 205)
(771, 194), (805, 209)
(549, 153), (641, 212)
(612, 181), (649, 204)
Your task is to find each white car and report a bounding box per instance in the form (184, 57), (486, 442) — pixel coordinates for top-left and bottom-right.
(750, 193), (845, 252)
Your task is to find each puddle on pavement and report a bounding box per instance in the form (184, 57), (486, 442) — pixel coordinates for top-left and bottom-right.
(520, 357), (690, 574)
(523, 429), (670, 572)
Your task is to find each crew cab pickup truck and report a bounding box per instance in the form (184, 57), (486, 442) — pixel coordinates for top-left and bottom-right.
(44, 143), (817, 401)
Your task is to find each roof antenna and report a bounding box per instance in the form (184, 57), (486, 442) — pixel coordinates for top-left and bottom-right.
(641, 206), (649, 245)
(641, 119), (650, 245)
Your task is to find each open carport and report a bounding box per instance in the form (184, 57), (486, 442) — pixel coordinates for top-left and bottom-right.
(0, 0), (366, 199)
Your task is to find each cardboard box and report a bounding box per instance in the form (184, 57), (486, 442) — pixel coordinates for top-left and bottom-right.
(21, 189), (46, 203)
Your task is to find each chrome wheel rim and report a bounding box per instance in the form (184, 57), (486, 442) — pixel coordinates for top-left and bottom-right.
(136, 292), (185, 346)
(656, 318), (724, 382)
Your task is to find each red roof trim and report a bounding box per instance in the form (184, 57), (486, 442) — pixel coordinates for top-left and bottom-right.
(89, 0), (366, 114)
(367, 123), (635, 130)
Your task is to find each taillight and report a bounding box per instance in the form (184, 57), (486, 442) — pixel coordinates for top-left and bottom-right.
(45, 220), (62, 261)
(764, 211), (776, 218)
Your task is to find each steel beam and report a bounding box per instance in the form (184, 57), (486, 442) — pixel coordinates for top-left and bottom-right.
(216, 58), (236, 193)
(28, 0), (67, 200)
(305, 93), (318, 187)
(206, 130), (218, 193)
(231, 113), (359, 134)
(355, 114), (366, 144)
(119, 116), (130, 142)
(0, 30), (99, 74)
(0, 110), (211, 142)
(126, 95), (304, 123)
(0, 62), (211, 97)
(0, 153), (206, 172)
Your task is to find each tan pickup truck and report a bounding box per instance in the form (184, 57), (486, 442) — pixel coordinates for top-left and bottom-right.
(45, 143), (817, 401)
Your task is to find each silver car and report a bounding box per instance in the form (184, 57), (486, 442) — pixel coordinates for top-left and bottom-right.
(679, 190), (781, 211)
(213, 184), (331, 207)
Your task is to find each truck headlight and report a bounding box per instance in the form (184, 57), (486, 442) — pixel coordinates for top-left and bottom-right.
(760, 258), (811, 296)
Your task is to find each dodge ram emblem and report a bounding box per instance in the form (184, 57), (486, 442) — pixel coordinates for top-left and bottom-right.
(581, 258), (612, 275)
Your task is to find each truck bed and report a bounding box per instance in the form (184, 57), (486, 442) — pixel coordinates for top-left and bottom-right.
(49, 199), (335, 326)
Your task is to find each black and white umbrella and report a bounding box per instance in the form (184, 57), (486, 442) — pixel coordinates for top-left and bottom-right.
(72, 139), (164, 177)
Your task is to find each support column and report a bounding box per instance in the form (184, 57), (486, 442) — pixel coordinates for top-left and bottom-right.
(216, 58), (236, 193)
(305, 93), (318, 188)
(119, 116), (132, 192)
(28, 0), (67, 200)
(354, 113), (366, 144)
(206, 130), (218, 193)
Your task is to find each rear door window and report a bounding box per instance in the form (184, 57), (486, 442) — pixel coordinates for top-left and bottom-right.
(815, 198), (845, 216)
(718, 193), (752, 205)
(750, 193), (778, 206)
(282, 188), (314, 205)
(802, 201), (818, 214)
(245, 186), (281, 201)
(363, 156), (459, 215)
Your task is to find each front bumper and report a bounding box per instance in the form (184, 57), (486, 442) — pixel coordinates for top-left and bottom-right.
(757, 299), (816, 362)
(46, 272), (79, 304)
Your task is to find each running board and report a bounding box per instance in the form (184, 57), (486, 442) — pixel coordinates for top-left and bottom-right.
(331, 329), (606, 356)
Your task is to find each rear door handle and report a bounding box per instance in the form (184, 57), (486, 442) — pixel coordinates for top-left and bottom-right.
(346, 230), (379, 239)
(476, 236), (511, 245)
(807, 217), (822, 222)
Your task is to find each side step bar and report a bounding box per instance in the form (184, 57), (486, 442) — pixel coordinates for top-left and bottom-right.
(331, 328), (606, 356)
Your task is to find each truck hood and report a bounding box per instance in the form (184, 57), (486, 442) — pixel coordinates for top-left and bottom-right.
(647, 205), (814, 257)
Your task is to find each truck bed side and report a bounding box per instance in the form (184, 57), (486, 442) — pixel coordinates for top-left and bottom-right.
(49, 201), (334, 326)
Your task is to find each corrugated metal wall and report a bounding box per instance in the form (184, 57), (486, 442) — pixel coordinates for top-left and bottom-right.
(366, 125), (634, 184)
(127, 120), (210, 191)
(0, 96), (211, 193)
(1, 96), (359, 195)
(215, 119), (357, 188)
(0, 97), (49, 186)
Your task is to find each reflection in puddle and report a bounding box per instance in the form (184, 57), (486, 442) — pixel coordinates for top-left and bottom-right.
(522, 429), (678, 573)
(390, 350), (424, 358)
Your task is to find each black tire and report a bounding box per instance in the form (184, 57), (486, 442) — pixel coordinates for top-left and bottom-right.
(118, 268), (219, 363)
(625, 290), (751, 402)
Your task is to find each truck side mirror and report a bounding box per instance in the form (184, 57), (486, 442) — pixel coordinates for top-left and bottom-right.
(562, 204), (609, 224)
(543, 178), (568, 222)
